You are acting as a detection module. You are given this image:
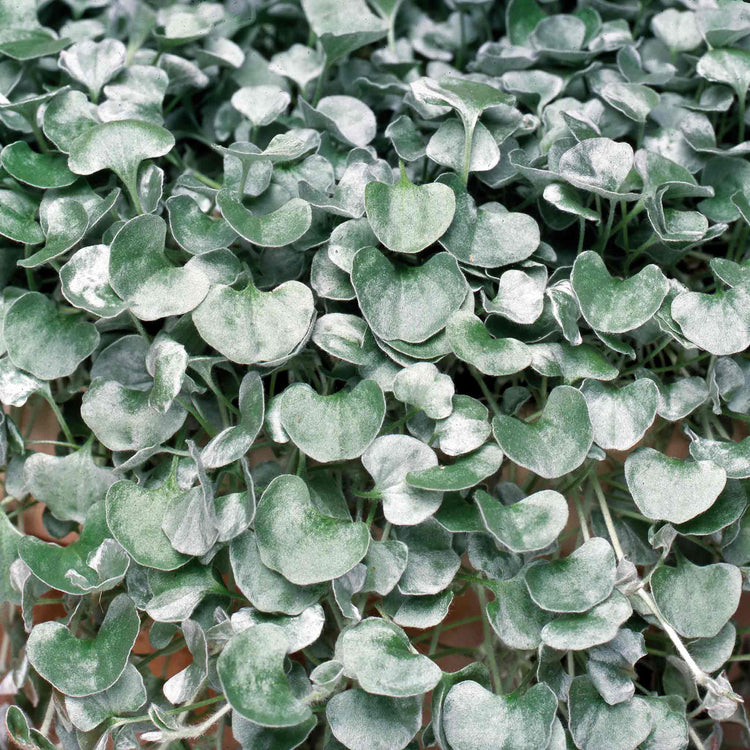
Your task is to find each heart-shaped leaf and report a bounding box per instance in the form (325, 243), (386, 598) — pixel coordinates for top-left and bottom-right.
(230, 530), (326, 615)
(624, 447), (727, 523)
(4, 292), (99, 380)
(651, 557), (742, 638)
(393, 362), (454, 419)
(492, 385), (593, 478)
(81, 378), (186, 451)
(486, 573), (552, 650)
(255, 474), (370, 585)
(352, 246), (468, 343)
(364, 167), (455, 254)
(105, 474), (191, 571)
(439, 175), (541, 267)
(19, 197), (88, 269)
(558, 138), (637, 200)
(338, 617), (442, 697)
(0, 190), (44, 245)
(193, 277), (314, 366)
(109, 214), (210, 321)
(476, 488), (569, 552)
(362, 435), (443, 526)
(19, 501), (129, 595)
(67, 119), (174, 211)
(572, 251), (669, 333)
(581, 378), (659, 451)
(447, 311), (532, 376)
(24, 442), (115, 524)
(326, 690), (421, 750)
(671, 286), (750, 356)
(26, 594), (139, 697)
(217, 190), (312, 247)
(568, 676), (653, 750)
(59, 244), (128, 318)
(58, 38), (126, 101)
(1, 141), (76, 188)
(442, 681), (557, 750)
(524, 537), (616, 613)
(218, 624), (313, 727)
(279, 380), (385, 463)
(406, 443), (503, 492)
(166, 195), (237, 255)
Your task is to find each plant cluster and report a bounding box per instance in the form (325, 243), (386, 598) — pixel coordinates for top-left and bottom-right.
(0, 0), (749, 748)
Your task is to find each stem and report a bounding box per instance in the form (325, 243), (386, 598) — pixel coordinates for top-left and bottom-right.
(577, 216), (585, 253)
(460, 121), (474, 186)
(42, 393), (76, 446)
(598, 199), (617, 254)
(688, 725), (704, 750)
(29, 120), (49, 154)
(738, 90), (746, 143)
(572, 490), (590, 542)
(467, 365), (501, 418)
(475, 584), (502, 692)
(39, 693), (55, 737)
(591, 474), (624, 562)
(312, 60), (329, 107)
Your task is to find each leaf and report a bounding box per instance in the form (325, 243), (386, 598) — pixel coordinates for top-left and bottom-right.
(396, 519), (460, 595)
(541, 591), (633, 650)
(230, 530), (326, 615)
(442, 681), (557, 750)
(486, 574), (552, 650)
(362, 435), (443, 526)
(492, 385), (593, 478)
(338, 617), (442, 697)
(580, 378), (659, 451)
(109, 214), (210, 321)
(651, 557), (742, 638)
(0, 190), (44, 245)
(19, 501), (129, 595)
(558, 138), (637, 200)
(26, 594), (139, 697)
(475, 488), (569, 553)
(697, 48), (750, 101)
(216, 190), (312, 247)
(67, 119), (174, 210)
(19, 197), (88, 269)
(231, 85), (290, 128)
(326, 690), (421, 750)
(81, 378), (187, 451)
(572, 251), (669, 333)
(59, 244), (128, 318)
(568, 676), (653, 750)
(447, 311), (532, 377)
(600, 82), (659, 123)
(393, 362), (454, 419)
(406, 443), (503, 492)
(58, 38), (126, 101)
(255, 474), (370, 585)
(364, 168), (455, 254)
(166, 195), (237, 255)
(439, 175), (541, 268)
(201, 371), (264, 468)
(65, 663), (146, 732)
(24, 442), (115, 524)
(193, 276), (314, 366)
(688, 434), (750, 480)
(4, 292), (99, 380)
(1, 141), (76, 188)
(279, 380), (385, 463)
(352, 247), (468, 344)
(624, 447), (727, 523)
(524, 537), (616, 613)
(218, 624), (313, 727)
(105, 475), (191, 571)
(301, 96), (377, 148)
(301, 0), (388, 63)
(0, 509), (21, 605)
(671, 286), (750, 356)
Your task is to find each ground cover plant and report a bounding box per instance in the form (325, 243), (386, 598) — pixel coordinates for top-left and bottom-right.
(0, 0), (748, 747)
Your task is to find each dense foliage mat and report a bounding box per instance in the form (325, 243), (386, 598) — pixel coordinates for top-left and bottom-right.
(0, 0), (749, 748)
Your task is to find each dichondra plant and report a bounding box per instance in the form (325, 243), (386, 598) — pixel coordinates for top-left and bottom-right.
(0, 0), (748, 748)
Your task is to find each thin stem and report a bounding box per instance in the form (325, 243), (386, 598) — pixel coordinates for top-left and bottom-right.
(467, 365), (500, 417)
(29, 120), (49, 154)
(39, 693), (55, 737)
(572, 490), (590, 542)
(590, 474), (624, 562)
(738, 91), (746, 143)
(598, 199), (617, 254)
(475, 584), (502, 692)
(688, 725), (704, 750)
(312, 60), (329, 107)
(460, 121), (474, 186)
(42, 393), (76, 446)
(577, 216), (585, 253)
